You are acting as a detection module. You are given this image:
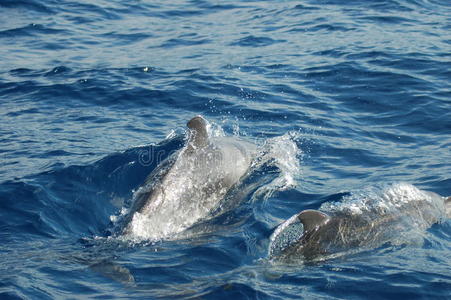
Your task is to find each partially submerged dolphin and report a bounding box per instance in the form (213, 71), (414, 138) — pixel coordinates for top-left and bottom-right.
(269, 183), (451, 261)
(122, 116), (256, 240)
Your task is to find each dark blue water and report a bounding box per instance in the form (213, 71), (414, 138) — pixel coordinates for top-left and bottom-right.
(1, 0), (450, 298)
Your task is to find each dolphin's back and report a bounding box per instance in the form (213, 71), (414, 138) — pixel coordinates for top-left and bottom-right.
(270, 183), (449, 261)
(319, 184), (448, 250)
(122, 116), (256, 240)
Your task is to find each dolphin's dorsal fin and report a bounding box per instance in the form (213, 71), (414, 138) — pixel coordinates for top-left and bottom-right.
(187, 116), (208, 149)
(298, 210), (330, 232)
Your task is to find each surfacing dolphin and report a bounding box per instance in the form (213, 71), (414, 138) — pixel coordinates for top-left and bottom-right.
(269, 183), (451, 262)
(122, 116), (256, 240)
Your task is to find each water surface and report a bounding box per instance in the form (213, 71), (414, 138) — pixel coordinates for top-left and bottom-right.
(1, 0), (450, 298)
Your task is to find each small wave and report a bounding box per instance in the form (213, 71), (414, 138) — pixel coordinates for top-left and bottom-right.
(0, 23), (66, 38)
(230, 35), (285, 47)
(0, 0), (53, 14)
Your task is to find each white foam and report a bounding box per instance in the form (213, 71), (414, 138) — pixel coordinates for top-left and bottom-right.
(252, 131), (303, 201)
(320, 183), (447, 234)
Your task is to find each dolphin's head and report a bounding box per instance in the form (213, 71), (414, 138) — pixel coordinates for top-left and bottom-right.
(269, 210), (331, 260)
(269, 214), (305, 258)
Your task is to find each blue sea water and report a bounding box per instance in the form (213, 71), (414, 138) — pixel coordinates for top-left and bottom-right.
(1, 0), (450, 298)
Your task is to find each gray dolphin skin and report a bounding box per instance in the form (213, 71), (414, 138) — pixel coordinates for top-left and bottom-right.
(269, 183), (450, 262)
(122, 115), (256, 240)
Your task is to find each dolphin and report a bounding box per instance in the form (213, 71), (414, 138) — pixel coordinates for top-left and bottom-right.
(269, 183), (450, 262)
(122, 116), (256, 240)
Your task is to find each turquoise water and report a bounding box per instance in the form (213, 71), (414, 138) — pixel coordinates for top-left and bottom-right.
(1, 0), (450, 298)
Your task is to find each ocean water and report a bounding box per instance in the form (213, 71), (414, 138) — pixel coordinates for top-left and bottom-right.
(1, 0), (450, 298)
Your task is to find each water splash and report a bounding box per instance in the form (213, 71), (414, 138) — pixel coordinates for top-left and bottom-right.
(321, 182), (447, 225)
(251, 131), (303, 201)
